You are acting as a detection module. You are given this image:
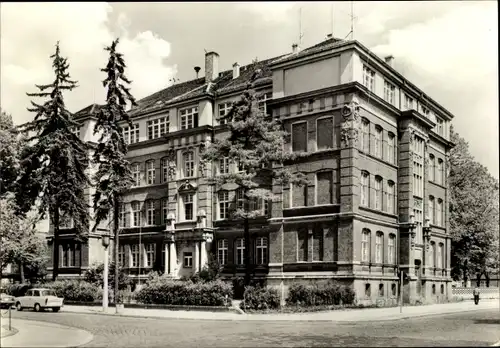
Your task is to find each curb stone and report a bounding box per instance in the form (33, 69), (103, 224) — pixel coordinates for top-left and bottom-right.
(1, 325), (19, 339)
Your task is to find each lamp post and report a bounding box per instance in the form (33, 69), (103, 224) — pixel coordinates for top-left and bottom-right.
(101, 232), (110, 312)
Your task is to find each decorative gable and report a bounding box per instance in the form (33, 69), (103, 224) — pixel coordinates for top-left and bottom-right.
(178, 180), (197, 193)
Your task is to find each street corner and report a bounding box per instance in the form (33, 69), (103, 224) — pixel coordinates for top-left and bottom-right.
(1, 325), (19, 339)
(0, 319), (94, 347)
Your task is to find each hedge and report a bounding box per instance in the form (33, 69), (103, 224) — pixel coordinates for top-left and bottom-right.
(286, 282), (356, 306)
(4, 283), (33, 297)
(134, 278), (233, 306)
(240, 285), (280, 311)
(44, 280), (103, 302)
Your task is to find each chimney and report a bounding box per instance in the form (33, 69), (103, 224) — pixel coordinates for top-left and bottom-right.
(292, 43), (299, 54)
(205, 51), (219, 83)
(326, 33), (333, 40)
(384, 55), (394, 67)
(194, 66), (201, 79)
(232, 62), (240, 79)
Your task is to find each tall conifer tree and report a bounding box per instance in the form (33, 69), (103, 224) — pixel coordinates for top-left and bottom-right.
(93, 39), (137, 304)
(16, 42), (90, 280)
(201, 67), (307, 286)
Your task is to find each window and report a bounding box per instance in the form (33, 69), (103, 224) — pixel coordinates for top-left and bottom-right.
(119, 204), (126, 228)
(387, 133), (395, 164)
(361, 229), (371, 262)
(375, 232), (383, 263)
(236, 188), (245, 210)
(374, 126), (382, 158)
(312, 227), (324, 261)
(428, 154), (435, 182)
(365, 283), (371, 297)
(219, 157), (229, 174)
(146, 200), (155, 226)
(414, 201), (423, 244)
(118, 245), (125, 267)
(440, 284), (444, 295)
(316, 171), (334, 205)
(130, 244), (140, 267)
(161, 157), (169, 183)
(436, 199), (443, 226)
(183, 252), (193, 268)
(412, 135), (424, 198)
(360, 119), (370, 153)
(429, 242), (435, 268)
(436, 118), (444, 136)
(404, 94), (414, 110)
(218, 191), (230, 219)
(161, 198), (168, 225)
(391, 283), (397, 296)
(383, 80), (395, 105)
(388, 235), (396, 264)
(437, 159), (444, 185)
(386, 181), (395, 214)
(256, 237), (268, 265)
(218, 103), (232, 125)
(258, 92), (272, 116)
(132, 163), (140, 186)
(147, 116), (169, 140)
(432, 284), (436, 295)
(428, 197), (435, 225)
(317, 117), (334, 150)
(363, 65), (375, 92)
(145, 244), (156, 267)
(180, 107), (198, 130)
(291, 122), (307, 152)
(378, 283), (384, 297)
(131, 202), (141, 227)
(182, 193), (194, 221)
(123, 123), (139, 145)
(360, 172), (369, 206)
(146, 160), (155, 185)
(61, 243), (76, 267)
(217, 239), (228, 265)
(292, 182), (307, 207)
(183, 151), (195, 178)
(298, 228), (308, 262)
(437, 243), (444, 268)
(421, 105), (430, 116)
(235, 238), (245, 266)
(161, 243), (166, 269)
(375, 176), (382, 210)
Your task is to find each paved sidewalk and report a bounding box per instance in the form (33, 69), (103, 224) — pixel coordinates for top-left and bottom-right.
(0, 319), (93, 347)
(62, 299), (499, 322)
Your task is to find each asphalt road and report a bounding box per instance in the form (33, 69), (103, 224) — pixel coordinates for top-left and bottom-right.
(9, 309), (500, 347)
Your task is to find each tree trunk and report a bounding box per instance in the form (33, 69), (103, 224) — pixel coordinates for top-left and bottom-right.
(20, 262), (25, 283)
(53, 209), (60, 281)
(113, 194), (120, 304)
(485, 273), (490, 287)
(243, 217), (251, 287)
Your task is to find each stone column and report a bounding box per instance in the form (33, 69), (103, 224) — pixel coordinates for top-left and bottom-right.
(169, 242), (177, 276)
(164, 243), (169, 274)
(200, 240), (207, 270)
(194, 241), (200, 273)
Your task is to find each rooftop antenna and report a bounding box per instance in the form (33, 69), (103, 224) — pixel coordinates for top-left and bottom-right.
(299, 6), (304, 47)
(330, 3), (335, 36)
(344, 1), (356, 40)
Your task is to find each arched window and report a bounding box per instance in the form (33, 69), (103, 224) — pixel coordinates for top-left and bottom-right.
(374, 125), (383, 158)
(428, 154), (435, 182)
(360, 118), (370, 153)
(132, 163), (141, 187)
(428, 242), (435, 268)
(387, 181), (395, 214)
(360, 172), (369, 207)
(361, 229), (371, 263)
(428, 196), (435, 225)
(436, 199), (443, 226)
(374, 176), (383, 210)
(437, 243), (444, 268)
(146, 160), (155, 185)
(388, 234), (396, 264)
(375, 232), (384, 264)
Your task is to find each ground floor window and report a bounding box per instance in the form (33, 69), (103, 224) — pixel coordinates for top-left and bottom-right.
(184, 252), (193, 268)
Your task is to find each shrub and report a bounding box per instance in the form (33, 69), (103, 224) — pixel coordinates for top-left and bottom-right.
(287, 282), (356, 307)
(5, 283), (33, 297)
(45, 280), (102, 302)
(134, 279), (233, 306)
(240, 285), (280, 311)
(83, 262), (130, 290)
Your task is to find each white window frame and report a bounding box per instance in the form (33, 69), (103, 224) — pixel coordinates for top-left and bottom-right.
(383, 80), (395, 105)
(360, 119), (370, 153)
(387, 181), (395, 214)
(361, 229), (371, 263)
(146, 200), (155, 226)
(144, 243), (156, 268)
(437, 159), (444, 185)
(123, 123), (140, 145)
(132, 163), (141, 187)
(429, 196), (435, 225)
(436, 199), (443, 226)
(375, 232), (383, 264)
(404, 94), (414, 110)
(437, 243), (443, 268)
(180, 107), (198, 130)
(235, 238), (245, 266)
(118, 245), (125, 267)
(375, 176), (382, 210)
(217, 239), (228, 266)
(183, 252), (193, 268)
(429, 154), (435, 182)
(131, 201), (141, 227)
(161, 198), (168, 225)
(374, 125), (382, 157)
(119, 204), (126, 228)
(161, 157), (169, 183)
(258, 92), (272, 116)
(182, 193), (194, 221)
(147, 116), (169, 140)
(412, 135), (424, 198)
(436, 118), (444, 136)
(414, 204), (423, 244)
(219, 157), (229, 174)
(361, 172), (369, 207)
(256, 237), (268, 265)
(429, 242), (435, 268)
(362, 65), (375, 92)
(183, 151), (195, 178)
(146, 160), (155, 185)
(218, 191), (230, 220)
(218, 103), (232, 125)
(236, 188), (245, 211)
(130, 244), (140, 268)
(387, 132), (395, 164)
(388, 235), (396, 264)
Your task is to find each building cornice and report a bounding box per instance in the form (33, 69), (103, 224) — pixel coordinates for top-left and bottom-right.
(400, 110), (436, 130)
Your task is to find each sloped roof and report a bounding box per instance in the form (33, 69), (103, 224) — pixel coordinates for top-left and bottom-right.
(270, 37), (345, 65)
(74, 103), (105, 117)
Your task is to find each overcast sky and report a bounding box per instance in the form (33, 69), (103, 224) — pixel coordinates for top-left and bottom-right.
(1, 1), (498, 178)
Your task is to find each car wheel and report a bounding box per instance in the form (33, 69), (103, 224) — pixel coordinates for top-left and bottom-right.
(52, 307), (60, 312)
(16, 302), (23, 311)
(34, 303), (41, 312)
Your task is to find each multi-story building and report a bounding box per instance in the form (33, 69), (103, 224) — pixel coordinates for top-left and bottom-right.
(46, 35), (454, 304)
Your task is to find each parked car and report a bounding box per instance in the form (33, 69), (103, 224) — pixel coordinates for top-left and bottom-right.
(0, 288), (15, 309)
(15, 288), (64, 312)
